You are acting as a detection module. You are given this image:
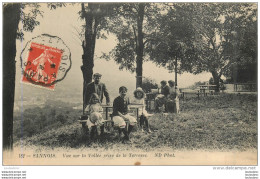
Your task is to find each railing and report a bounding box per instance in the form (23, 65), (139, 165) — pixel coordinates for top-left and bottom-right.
(199, 85), (217, 92)
(234, 83), (257, 92)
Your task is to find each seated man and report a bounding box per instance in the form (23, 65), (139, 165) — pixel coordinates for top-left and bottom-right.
(154, 80), (170, 112)
(112, 86), (137, 141)
(84, 73), (110, 107)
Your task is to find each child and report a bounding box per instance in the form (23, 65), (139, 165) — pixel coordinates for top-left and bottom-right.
(85, 93), (105, 139)
(133, 87), (152, 133)
(112, 86), (137, 142)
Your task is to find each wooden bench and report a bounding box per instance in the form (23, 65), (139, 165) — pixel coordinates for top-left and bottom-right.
(78, 105), (141, 132)
(199, 85), (217, 95)
(78, 114), (88, 128)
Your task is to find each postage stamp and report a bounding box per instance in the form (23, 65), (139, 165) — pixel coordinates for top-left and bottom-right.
(20, 34), (71, 90)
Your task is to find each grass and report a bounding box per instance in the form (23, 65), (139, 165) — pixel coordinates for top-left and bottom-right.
(14, 93), (257, 151)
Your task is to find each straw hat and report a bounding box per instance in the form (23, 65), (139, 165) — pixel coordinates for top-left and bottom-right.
(133, 87), (145, 99)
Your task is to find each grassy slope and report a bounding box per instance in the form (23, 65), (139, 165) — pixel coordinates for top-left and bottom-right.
(14, 93), (257, 151)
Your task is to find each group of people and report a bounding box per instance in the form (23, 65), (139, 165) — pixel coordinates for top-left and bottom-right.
(154, 80), (180, 113)
(83, 73), (179, 142)
(83, 73), (151, 142)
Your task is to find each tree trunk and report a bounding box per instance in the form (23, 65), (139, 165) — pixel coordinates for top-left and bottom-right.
(136, 3), (145, 88)
(3, 3), (21, 150)
(81, 3), (98, 106)
(211, 70), (220, 92)
(175, 56), (178, 87)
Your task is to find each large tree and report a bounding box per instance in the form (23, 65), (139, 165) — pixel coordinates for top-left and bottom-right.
(80, 3), (119, 108)
(3, 3), (44, 150)
(149, 3), (257, 91)
(186, 3), (257, 91)
(225, 4), (257, 83)
(3, 3), (64, 150)
(103, 3), (162, 88)
(3, 3), (21, 150)
(146, 4), (196, 86)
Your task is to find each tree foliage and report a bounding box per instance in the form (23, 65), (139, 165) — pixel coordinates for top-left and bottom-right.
(17, 3), (66, 39)
(103, 3), (164, 87)
(142, 77), (158, 93)
(191, 3), (256, 88)
(146, 4), (196, 74)
(149, 3), (257, 90)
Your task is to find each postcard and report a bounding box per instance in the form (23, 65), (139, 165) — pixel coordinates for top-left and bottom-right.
(2, 2), (257, 167)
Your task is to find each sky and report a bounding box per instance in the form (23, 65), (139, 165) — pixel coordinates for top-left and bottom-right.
(15, 3), (212, 97)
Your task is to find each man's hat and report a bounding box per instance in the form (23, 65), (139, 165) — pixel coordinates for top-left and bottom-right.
(93, 73), (102, 77)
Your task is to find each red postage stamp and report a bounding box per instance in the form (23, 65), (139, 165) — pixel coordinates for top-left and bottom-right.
(22, 42), (63, 90)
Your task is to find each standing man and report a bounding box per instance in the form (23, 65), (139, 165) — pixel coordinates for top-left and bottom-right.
(83, 73), (110, 135)
(84, 73), (110, 107)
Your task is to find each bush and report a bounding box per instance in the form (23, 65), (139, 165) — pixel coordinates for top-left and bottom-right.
(13, 102), (78, 142)
(142, 77), (158, 93)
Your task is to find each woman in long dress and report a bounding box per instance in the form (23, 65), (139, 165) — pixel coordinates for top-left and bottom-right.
(167, 80), (180, 113)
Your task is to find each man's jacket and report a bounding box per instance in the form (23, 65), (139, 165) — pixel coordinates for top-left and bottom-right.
(84, 82), (110, 106)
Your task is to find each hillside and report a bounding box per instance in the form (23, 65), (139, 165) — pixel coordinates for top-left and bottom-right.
(14, 93), (257, 151)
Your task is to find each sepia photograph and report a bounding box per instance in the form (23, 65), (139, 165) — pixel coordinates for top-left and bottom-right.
(2, 1), (258, 169)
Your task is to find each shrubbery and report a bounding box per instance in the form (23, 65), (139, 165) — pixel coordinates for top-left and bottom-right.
(142, 77), (158, 93)
(13, 102), (80, 142)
